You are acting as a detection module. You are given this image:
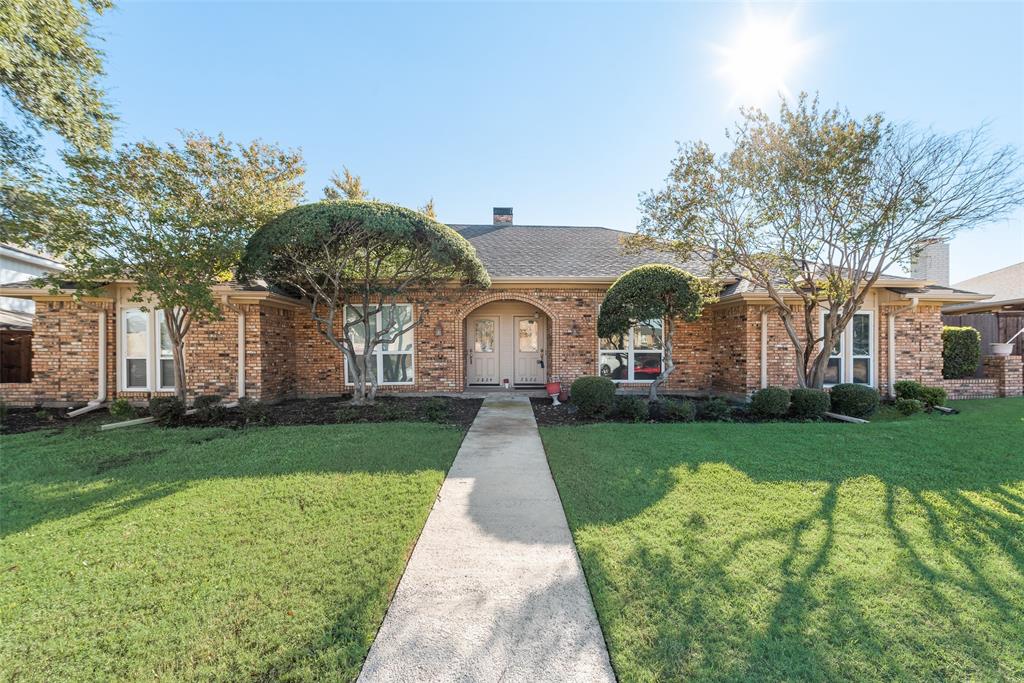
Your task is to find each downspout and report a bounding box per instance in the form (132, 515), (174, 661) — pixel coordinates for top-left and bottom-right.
(887, 296), (918, 397)
(760, 309), (769, 389)
(221, 296), (246, 402)
(67, 304), (108, 417)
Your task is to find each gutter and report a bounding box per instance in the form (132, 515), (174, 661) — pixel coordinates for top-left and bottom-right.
(67, 304), (108, 417)
(887, 295), (918, 398)
(760, 309), (769, 389)
(221, 296), (247, 400)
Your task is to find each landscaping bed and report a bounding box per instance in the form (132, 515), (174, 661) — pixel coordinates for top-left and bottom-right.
(531, 395), (746, 426)
(0, 407), (103, 435)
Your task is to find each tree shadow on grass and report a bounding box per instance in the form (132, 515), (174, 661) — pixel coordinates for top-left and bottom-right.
(1, 424), (458, 538)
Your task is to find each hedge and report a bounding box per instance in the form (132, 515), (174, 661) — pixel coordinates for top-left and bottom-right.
(942, 326), (980, 379)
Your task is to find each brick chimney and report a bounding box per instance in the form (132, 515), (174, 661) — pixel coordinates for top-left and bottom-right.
(493, 207), (513, 225)
(910, 240), (950, 286)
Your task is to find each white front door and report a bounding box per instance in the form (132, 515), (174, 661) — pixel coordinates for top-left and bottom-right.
(513, 316), (545, 385)
(467, 316), (499, 385)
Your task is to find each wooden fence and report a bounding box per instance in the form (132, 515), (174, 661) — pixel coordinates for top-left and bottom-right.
(941, 311), (1024, 377)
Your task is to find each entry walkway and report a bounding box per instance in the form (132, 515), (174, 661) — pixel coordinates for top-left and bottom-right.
(358, 394), (615, 682)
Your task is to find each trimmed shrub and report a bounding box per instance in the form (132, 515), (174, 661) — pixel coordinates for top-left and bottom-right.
(149, 396), (185, 425)
(422, 397), (450, 423)
(193, 394), (225, 422)
(238, 397), (268, 425)
(698, 397), (732, 422)
(571, 376), (616, 418)
(613, 395), (649, 422)
(789, 388), (830, 420)
(750, 387), (791, 420)
(894, 380), (947, 409)
(829, 383), (879, 419)
(651, 398), (697, 422)
(108, 398), (136, 420)
(895, 398), (924, 416)
(942, 326), (981, 379)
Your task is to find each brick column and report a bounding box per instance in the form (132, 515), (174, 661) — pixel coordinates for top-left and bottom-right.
(983, 355), (1023, 398)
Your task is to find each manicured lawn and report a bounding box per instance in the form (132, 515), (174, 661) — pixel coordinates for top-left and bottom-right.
(1, 422), (465, 681)
(542, 398), (1024, 682)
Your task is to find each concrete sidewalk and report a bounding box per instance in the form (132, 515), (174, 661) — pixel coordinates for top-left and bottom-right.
(358, 394), (615, 683)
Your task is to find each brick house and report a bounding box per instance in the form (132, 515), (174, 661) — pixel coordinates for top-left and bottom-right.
(1, 208), (1018, 407)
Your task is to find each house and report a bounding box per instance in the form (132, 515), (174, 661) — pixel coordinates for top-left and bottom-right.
(0, 243), (65, 384)
(1, 208), (1019, 407)
(943, 261), (1024, 361)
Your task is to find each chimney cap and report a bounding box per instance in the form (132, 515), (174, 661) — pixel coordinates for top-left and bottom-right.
(493, 207), (513, 215)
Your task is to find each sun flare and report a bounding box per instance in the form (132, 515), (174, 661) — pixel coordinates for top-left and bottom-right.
(715, 12), (813, 106)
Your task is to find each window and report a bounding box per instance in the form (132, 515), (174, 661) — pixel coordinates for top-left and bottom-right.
(820, 310), (874, 387)
(120, 308), (178, 391)
(344, 304), (414, 385)
(599, 319), (664, 382)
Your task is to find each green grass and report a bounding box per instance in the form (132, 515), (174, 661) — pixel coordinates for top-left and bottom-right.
(1, 422), (464, 681)
(542, 398), (1024, 682)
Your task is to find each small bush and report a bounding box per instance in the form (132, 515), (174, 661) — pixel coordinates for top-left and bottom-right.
(149, 396), (185, 425)
(108, 398), (136, 420)
(651, 398), (696, 422)
(942, 326), (981, 379)
(698, 397), (732, 422)
(612, 395), (649, 422)
(750, 387), (791, 420)
(894, 380), (947, 409)
(238, 397), (268, 425)
(422, 397), (450, 423)
(193, 394), (225, 422)
(571, 376), (616, 418)
(829, 383), (879, 419)
(895, 398), (924, 416)
(789, 388), (830, 420)
(376, 401), (410, 420)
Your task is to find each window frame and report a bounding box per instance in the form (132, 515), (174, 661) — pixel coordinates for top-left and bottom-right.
(119, 307), (179, 392)
(343, 303), (415, 386)
(598, 319), (665, 384)
(820, 309), (874, 388)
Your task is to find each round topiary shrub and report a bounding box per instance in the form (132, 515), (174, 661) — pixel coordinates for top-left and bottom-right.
(789, 388), (831, 420)
(108, 398), (136, 420)
(612, 395), (649, 422)
(149, 396), (185, 425)
(750, 387), (791, 419)
(570, 376), (616, 418)
(895, 397), (924, 416)
(698, 397), (733, 422)
(919, 385), (947, 409)
(193, 394), (225, 423)
(894, 380), (925, 401)
(942, 326), (981, 379)
(829, 383), (879, 419)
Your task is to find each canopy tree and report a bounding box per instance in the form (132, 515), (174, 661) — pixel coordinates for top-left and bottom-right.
(1, 0), (115, 248)
(322, 166), (439, 219)
(597, 264), (713, 400)
(55, 131), (305, 401)
(636, 94), (1024, 388)
(240, 201), (490, 404)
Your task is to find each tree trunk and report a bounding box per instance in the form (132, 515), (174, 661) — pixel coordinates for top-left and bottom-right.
(650, 317), (675, 402)
(163, 308), (189, 403)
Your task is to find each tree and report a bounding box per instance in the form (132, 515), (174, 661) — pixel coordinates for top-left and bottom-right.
(323, 167), (368, 200)
(597, 264), (712, 400)
(240, 201), (490, 405)
(1, 0), (116, 248)
(55, 132), (305, 402)
(636, 94), (1024, 388)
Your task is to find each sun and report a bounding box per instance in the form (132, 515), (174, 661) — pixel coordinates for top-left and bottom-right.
(715, 11), (813, 106)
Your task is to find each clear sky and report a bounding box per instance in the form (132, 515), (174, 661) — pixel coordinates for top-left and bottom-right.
(87, 1), (1024, 283)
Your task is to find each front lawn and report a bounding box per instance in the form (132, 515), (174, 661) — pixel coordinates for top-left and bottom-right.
(1, 422), (464, 681)
(543, 398), (1024, 682)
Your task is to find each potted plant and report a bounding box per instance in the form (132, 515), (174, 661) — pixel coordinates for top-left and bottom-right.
(546, 379), (562, 406)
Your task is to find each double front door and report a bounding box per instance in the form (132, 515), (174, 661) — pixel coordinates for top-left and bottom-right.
(467, 315), (546, 386)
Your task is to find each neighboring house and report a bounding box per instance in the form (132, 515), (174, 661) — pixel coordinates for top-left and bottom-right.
(0, 208), (1015, 406)
(0, 243), (65, 384)
(943, 261), (1024, 361)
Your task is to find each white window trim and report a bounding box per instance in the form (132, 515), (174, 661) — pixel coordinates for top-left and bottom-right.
(820, 309), (875, 388)
(118, 307), (179, 392)
(598, 319), (665, 384)
(343, 304), (415, 386)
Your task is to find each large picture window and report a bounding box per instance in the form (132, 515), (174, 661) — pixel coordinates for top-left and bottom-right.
(120, 308), (177, 391)
(344, 304), (415, 385)
(599, 319), (664, 382)
(821, 311), (873, 387)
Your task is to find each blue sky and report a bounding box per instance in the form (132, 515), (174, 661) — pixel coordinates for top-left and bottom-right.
(88, 2), (1024, 282)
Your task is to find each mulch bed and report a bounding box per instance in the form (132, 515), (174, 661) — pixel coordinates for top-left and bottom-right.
(2, 396), (484, 435)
